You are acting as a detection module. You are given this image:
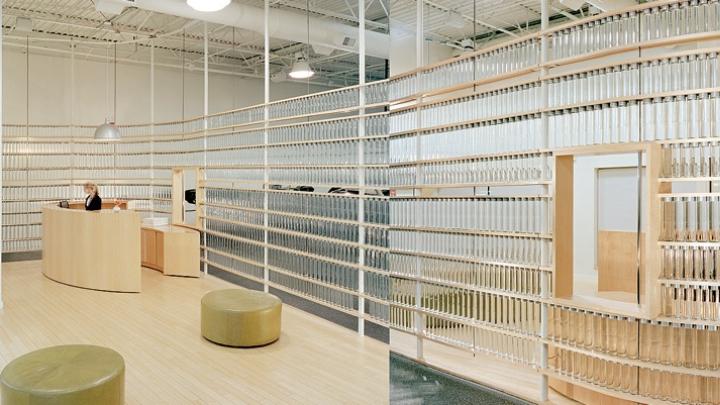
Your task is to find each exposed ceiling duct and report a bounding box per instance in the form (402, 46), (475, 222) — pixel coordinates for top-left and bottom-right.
(95, 0), (390, 60)
(559, 0), (637, 12)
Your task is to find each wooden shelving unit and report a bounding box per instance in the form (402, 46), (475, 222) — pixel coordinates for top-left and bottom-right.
(4, 1), (720, 402)
(383, 1), (720, 404)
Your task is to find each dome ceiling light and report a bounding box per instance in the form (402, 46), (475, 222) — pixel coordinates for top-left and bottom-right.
(186, 0), (231, 12)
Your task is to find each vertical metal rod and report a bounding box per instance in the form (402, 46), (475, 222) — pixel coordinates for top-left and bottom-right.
(414, 0), (425, 361)
(113, 43), (117, 124)
(636, 151), (642, 304)
(150, 42), (156, 219)
(539, 0), (550, 401)
(24, 35), (30, 256)
(203, 22), (209, 276)
(263, 0), (270, 293)
(0, 3), (4, 308)
(182, 32), (185, 121)
(305, 0), (311, 95)
(70, 38), (75, 202)
(203, 23), (209, 120)
(635, 11), (643, 308)
(357, 0), (366, 336)
(112, 43), (117, 189)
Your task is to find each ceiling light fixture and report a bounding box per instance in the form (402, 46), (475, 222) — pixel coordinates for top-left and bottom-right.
(288, 0), (315, 80)
(289, 54), (314, 79)
(95, 43), (120, 140)
(94, 120), (120, 140)
(186, 0), (231, 12)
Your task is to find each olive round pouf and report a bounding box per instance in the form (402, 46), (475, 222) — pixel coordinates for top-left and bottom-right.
(0, 345), (124, 405)
(201, 289), (282, 347)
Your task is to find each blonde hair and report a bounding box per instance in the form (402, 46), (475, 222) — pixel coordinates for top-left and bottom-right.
(84, 182), (100, 196)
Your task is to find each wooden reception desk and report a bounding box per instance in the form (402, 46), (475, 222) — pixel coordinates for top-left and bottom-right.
(42, 205), (141, 292)
(141, 225), (200, 277)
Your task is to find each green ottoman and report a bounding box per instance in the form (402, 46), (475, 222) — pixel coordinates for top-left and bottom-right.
(201, 289), (282, 347)
(0, 345), (124, 405)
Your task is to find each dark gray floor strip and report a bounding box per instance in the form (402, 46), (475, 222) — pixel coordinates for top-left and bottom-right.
(390, 352), (535, 405)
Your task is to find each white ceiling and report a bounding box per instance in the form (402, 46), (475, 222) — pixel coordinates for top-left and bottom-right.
(2, 0), (586, 86)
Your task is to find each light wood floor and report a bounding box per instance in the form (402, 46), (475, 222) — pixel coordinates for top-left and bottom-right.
(0, 261), (389, 405)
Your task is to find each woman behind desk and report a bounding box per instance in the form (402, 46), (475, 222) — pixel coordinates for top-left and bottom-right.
(84, 182), (102, 211)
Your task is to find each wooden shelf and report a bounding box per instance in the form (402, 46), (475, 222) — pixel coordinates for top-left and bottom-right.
(203, 246), (265, 268)
(542, 31), (720, 69)
(546, 339), (720, 378)
(390, 76), (543, 114)
(390, 194), (551, 200)
(658, 278), (720, 287)
(657, 192), (720, 198)
(200, 182), (389, 199)
(658, 241), (720, 248)
(198, 200), (389, 228)
(203, 245), (393, 283)
(266, 264), (361, 297)
(267, 134), (387, 147)
(389, 248), (552, 272)
(389, 108), (541, 138)
(391, 86), (720, 139)
(659, 177), (720, 183)
(392, 180), (551, 190)
(657, 137), (720, 146)
(542, 369), (678, 405)
(389, 272), (543, 301)
(389, 301), (540, 342)
(542, 46), (720, 83)
(200, 214), (389, 252)
(389, 225), (552, 239)
(389, 66), (540, 106)
(204, 228), (369, 271)
(389, 149), (551, 167)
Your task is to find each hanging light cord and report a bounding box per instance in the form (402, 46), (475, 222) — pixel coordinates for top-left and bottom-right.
(114, 42), (117, 123)
(105, 45), (109, 123)
(306, 0), (311, 92)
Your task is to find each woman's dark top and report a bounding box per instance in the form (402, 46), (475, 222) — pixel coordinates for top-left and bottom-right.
(85, 194), (102, 211)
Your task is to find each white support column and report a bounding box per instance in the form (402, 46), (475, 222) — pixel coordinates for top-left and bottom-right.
(0, 3), (4, 310)
(357, 0), (366, 336)
(150, 42), (155, 218)
(414, 0), (424, 361)
(262, 0), (270, 293)
(70, 38), (75, 200)
(204, 22), (209, 120)
(203, 23), (209, 276)
(539, 0), (550, 401)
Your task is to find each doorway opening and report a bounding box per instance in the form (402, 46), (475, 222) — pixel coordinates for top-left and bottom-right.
(553, 144), (664, 316)
(172, 167), (200, 227)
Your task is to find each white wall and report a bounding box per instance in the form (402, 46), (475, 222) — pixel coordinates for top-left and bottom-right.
(574, 154), (707, 276)
(574, 154), (642, 276)
(3, 46), (331, 126)
(389, 34), (454, 76)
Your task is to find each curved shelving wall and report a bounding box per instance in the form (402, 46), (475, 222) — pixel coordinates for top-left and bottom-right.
(386, 0), (720, 403)
(4, 0), (720, 402)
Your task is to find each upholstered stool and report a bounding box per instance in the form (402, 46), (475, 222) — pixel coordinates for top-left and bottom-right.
(0, 344), (124, 405)
(201, 289), (282, 347)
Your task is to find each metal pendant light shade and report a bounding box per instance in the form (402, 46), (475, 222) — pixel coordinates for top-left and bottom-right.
(289, 56), (314, 79)
(186, 0), (231, 12)
(287, 0), (315, 80)
(94, 120), (120, 140)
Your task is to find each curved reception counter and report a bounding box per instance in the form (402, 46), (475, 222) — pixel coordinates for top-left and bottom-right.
(42, 205), (141, 293)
